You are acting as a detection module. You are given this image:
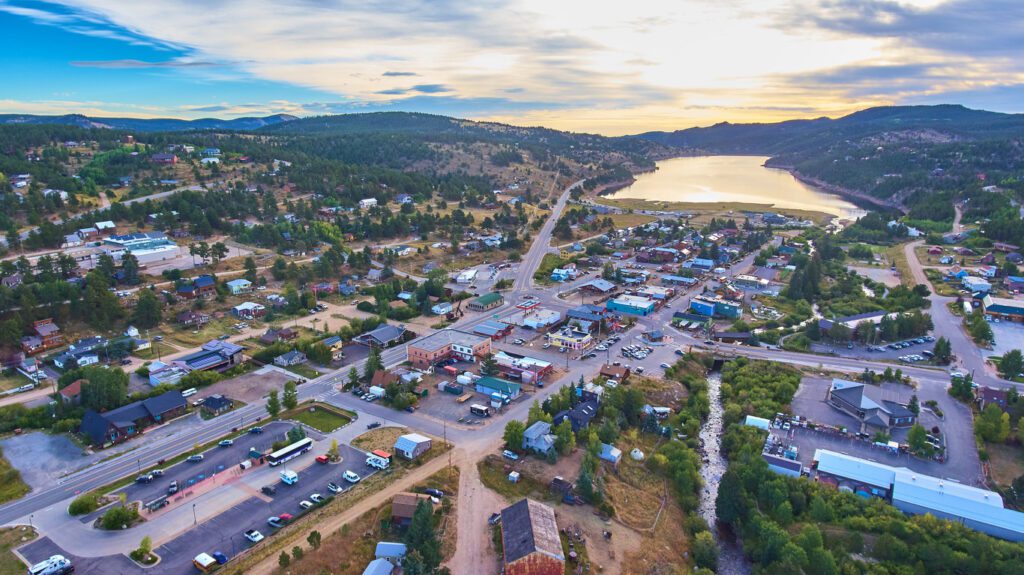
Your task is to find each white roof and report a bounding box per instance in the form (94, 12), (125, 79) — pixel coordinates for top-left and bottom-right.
(397, 433), (430, 445)
(892, 469), (1024, 536)
(813, 449), (895, 488)
(744, 415), (771, 430)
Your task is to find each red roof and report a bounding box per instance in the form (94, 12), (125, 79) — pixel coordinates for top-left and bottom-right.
(60, 379), (84, 398)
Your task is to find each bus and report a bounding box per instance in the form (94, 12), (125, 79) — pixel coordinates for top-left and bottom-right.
(267, 438), (313, 466)
(470, 404), (492, 417)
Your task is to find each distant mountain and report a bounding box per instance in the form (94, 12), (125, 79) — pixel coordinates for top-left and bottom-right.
(0, 113), (298, 132)
(634, 105), (1024, 155)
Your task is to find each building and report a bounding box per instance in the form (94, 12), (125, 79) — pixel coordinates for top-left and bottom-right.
(173, 340), (244, 372)
(177, 274), (217, 299)
(473, 320), (515, 340)
(1006, 276), (1024, 292)
(689, 295), (741, 319)
(817, 310), (893, 333)
(468, 292), (504, 311)
(363, 559), (394, 575)
(826, 378), (916, 432)
(579, 279), (616, 294)
(232, 302), (266, 320)
(522, 421), (556, 454)
(21, 319), (64, 355)
(319, 335), (345, 361)
(200, 394), (233, 416)
(976, 386), (1008, 411)
(522, 309), (561, 329)
(812, 449), (1024, 542)
(59, 379), (84, 405)
(374, 542), (407, 565)
(734, 274), (770, 290)
(546, 326), (592, 350)
(79, 390), (186, 447)
(274, 350), (307, 367)
(982, 295), (1024, 322)
(359, 198), (378, 209)
(500, 499), (565, 575)
(493, 351), (553, 384)
(475, 376), (522, 400)
(554, 400), (598, 432)
(764, 453), (803, 478)
(456, 268), (478, 284)
(355, 324), (408, 348)
(393, 433), (432, 460)
(606, 295), (656, 316)
(148, 362), (189, 387)
(566, 304), (605, 325)
(406, 329), (492, 368)
(635, 285), (674, 300)
(599, 364), (630, 382)
(599, 443), (622, 466)
(390, 492), (432, 527)
(226, 279), (252, 295)
(661, 274), (698, 287)
(431, 302), (453, 315)
(103, 232), (181, 266)
(963, 276), (993, 294)
(713, 332), (753, 344)
(150, 153), (177, 165)
(177, 310), (210, 327)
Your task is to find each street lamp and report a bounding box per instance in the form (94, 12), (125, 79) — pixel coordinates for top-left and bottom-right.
(28, 514), (32, 529)
(192, 503), (197, 525)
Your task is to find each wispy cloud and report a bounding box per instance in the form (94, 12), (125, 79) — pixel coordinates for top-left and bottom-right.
(70, 58), (220, 68)
(382, 71), (418, 77)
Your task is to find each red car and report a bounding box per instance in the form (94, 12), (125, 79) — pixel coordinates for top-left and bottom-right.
(315, 455), (329, 464)
(279, 513), (293, 523)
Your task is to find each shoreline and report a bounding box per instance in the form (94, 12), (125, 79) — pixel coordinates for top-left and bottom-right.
(768, 163), (901, 214)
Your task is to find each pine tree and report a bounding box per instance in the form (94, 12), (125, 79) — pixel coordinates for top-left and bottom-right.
(266, 390), (281, 418)
(282, 381), (298, 410)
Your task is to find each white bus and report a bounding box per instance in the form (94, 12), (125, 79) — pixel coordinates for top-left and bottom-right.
(267, 438), (314, 466)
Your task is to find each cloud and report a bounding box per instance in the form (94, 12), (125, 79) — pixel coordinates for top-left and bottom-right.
(382, 71), (418, 77)
(70, 58), (219, 68)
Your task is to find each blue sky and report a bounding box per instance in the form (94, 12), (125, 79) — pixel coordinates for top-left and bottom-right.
(1, 0), (1022, 134)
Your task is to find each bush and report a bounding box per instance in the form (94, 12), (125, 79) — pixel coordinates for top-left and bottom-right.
(69, 493), (100, 515)
(100, 504), (139, 529)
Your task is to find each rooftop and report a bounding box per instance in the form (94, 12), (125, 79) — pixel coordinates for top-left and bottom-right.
(501, 499), (564, 565)
(409, 329), (488, 353)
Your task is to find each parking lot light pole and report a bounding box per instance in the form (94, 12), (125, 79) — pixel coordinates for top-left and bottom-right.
(192, 503), (197, 525)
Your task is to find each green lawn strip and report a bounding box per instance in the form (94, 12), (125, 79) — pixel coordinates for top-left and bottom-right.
(282, 403), (354, 433)
(282, 364), (322, 380)
(0, 449), (29, 505)
(0, 526), (37, 575)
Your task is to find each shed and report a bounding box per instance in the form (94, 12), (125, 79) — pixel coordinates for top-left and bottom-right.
(362, 558), (394, 575)
(744, 415), (771, 430)
(599, 443), (622, 465)
(394, 433), (432, 460)
(374, 542), (408, 564)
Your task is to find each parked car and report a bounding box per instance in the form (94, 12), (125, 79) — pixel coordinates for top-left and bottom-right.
(211, 551), (228, 565)
(244, 529), (264, 543)
(660, 363), (671, 369)
(310, 493), (325, 504)
(150, 469), (164, 477)
(327, 482), (342, 493)
(261, 485), (277, 496)
(299, 500), (314, 510)
(167, 480), (179, 495)
(488, 512), (502, 526)
(315, 455), (329, 464)
(423, 488), (445, 498)
(366, 421), (381, 429)
(135, 473), (154, 484)
(187, 455), (204, 463)
(249, 426), (264, 434)
(502, 450), (519, 461)
(218, 439), (234, 447)
(343, 470), (361, 483)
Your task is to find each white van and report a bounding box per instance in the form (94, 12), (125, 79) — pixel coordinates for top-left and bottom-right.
(280, 469), (299, 485)
(28, 555), (72, 575)
(181, 388), (198, 398)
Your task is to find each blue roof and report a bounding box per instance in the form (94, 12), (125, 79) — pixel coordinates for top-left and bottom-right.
(661, 275), (697, 284)
(320, 335), (342, 346)
(194, 275), (215, 287)
(226, 279), (251, 287)
(362, 558), (394, 575)
(375, 542), (407, 559)
(814, 449), (895, 488)
(1007, 276), (1024, 283)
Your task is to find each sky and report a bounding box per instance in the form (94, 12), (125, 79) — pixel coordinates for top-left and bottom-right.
(1, 0), (1022, 135)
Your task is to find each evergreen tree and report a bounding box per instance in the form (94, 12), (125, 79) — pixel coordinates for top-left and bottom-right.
(282, 381), (298, 410)
(243, 256), (258, 283)
(266, 389), (281, 418)
(404, 500), (440, 569)
(132, 289), (162, 329)
(503, 420), (525, 451)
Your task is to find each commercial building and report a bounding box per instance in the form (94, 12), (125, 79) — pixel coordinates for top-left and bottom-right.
(689, 295), (741, 319)
(456, 268), (478, 284)
(406, 329), (492, 368)
(982, 295), (1024, 322)
(661, 274), (698, 287)
(734, 274), (770, 290)
(606, 295), (656, 316)
(393, 433), (432, 460)
(635, 285), (674, 300)
(147, 361), (189, 387)
(102, 232), (181, 266)
(546, 326), (592, 350)
(826, 379), (916, 433)
(579, 279), (616, 294)
(468, 292), (504, 311)
(494, 351), (553, 384)
(963, 276), (993, 294)
(500, 499), (565, 575)
(475, 376), (522, 400)
(473, 320), (515, 340)
(173, 340), (244, 372)
(80, 390), (186, 448)
(812, 449), (1024, 542)
(431, 302), (453, 315)
(521, 309), (561, 329)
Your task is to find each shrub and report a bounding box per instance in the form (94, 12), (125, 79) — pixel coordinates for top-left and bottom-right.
(69, 493), (100, 515)
(100, 504), (139, 529)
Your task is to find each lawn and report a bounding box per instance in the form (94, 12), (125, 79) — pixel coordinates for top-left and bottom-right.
(476, 455), (550, 502)
(283, 363), (322, 380)
(0, 526), (37, 575)
(166, 317), (240, 348)
(131, 342), (178, 360)
(284, 404), (353, 433)
(0, 373), (26, 393)
(352, 427), (406, 453)
(884, 244), (915, 287)
(986, 442), (1024, 487)
(0, 449), (29, 505)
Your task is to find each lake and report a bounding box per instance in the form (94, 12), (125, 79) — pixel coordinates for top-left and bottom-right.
(606, 155), (866, 219)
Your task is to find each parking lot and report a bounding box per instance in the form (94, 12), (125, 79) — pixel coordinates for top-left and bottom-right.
(21, 436), (377, 575)
(988, 319), (1024, 360)
(810, 334), (937, 363)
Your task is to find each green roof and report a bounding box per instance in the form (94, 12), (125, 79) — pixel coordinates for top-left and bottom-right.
(475, 376), (521, 395)
(473, 292), (503, 306)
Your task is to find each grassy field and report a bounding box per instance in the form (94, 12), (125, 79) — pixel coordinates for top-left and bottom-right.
(884, 244), (915, 287)
(284, 404), (353, 433)
(283, 364), (322, 380)
(131, 342), (178, 360)
(593, 197), (835, 226)
(986, 443), (1024, 487)
(0, 526), (36, 575)
(0, 374), (26, 393)
(165, 317), (240, 348)
(0, 449), (29, 505)
(352, 427), (406, 453)
(476, 455), (551, 501)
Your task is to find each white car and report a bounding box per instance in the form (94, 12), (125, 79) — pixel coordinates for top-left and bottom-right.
(299, 500), (314, 510)
(327, 482), (342, 493)
(343, 470), (361, 483)
(244, 529), (264, 543)
(309, 493), (325, 504)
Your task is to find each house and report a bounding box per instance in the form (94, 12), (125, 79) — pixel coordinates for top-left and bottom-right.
(962, 276), (992, 294)
(431, 302), (453, 315)
(1008, 252), (1024, 264)
(319, 335), (345, 361)
(475, 376), (521, 400)
(976, 387), (1008, 411)
(826, 379), (916, 433)
(522, 421), (556, 454)
(178, 310), (211, 327)
(274, 350), (307, 367)
(232, 302), (266, 320)
(390, 492), (432, 527)
(173, 340), (244, 372)
(150, 153), (177, 165)
(54, 349), (100, 370)
(260, 327), (298, 344)
(202, 147), (221, 157)
(124, 326), (140, 338)
(374, 542), (408, 565)
(21, 319), (65, 355)
(554, 400), (598, 432)
(0, 273), (23, 289)
(1005, 276), (1024, 292)
(500, 499), (565, 575)
(355, 324), (408, 348)
(468, 292), (504, 312)
(362, 559), (394, 575)
(599, 364), (630, 382)
(994, 242), (1021, 253)
(178, 275), (216, 299)
(201, 157), (220, 165)
(79, 390), (186, 447)
(226, 279), (252, 295)
(978, 266), (999, 279)
(200, 394), (233, 416)
(59, 379), (84, 405)
(406, 329), (492, 368)
(550, 268), (572, 282)
(599, 443), (622, 466)
(395, 194), (413, 204)
(359, 198), (378, 210)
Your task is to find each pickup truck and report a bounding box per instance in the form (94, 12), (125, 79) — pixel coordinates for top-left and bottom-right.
(244, 529), (264, 543)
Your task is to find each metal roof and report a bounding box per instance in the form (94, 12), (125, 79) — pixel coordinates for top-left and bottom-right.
(813, 449), (895, 489)
(501, 499), (564, 565)
(409, 329), (488, 353)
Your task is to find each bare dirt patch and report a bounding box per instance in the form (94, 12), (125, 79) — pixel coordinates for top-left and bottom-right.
(351, 427), (407, 454)
(194, 368), (294, 404)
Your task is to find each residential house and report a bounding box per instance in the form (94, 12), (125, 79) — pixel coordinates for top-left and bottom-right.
(200, 394), (233, 416)
(554, 400), (598, 432)
(522, 421), (556, 454)
(390, 492), (432, 527)
(599, 364), (630, 382)
(362, 559), (394, 575)
(355, 324), (408, 348)
(21, 319), (65, 355)
(232, 302), (266, 320)
(150, 153), (177, 165)
(431, 302), (453, 315)
(599, 443), (622, 466)
(1006, 276), (1024, 292)
(359, 198), (378, 209)
(500, 499), (565, 575)
(319, 335), (345, 361)
(375, 542), (407, 565)
(976, 387), (1009, 411)
(963, 276), (992, 294)
(226, 279), (252, 295)
(178, 310), (211, 327)
(274, 350), (307, 367)
(395, 194), (413, 204)
(0, 273), (23, 288)
(178, 275), (217, 299)
(79, 390), (186, 447)
(59, 379), (84, 405)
